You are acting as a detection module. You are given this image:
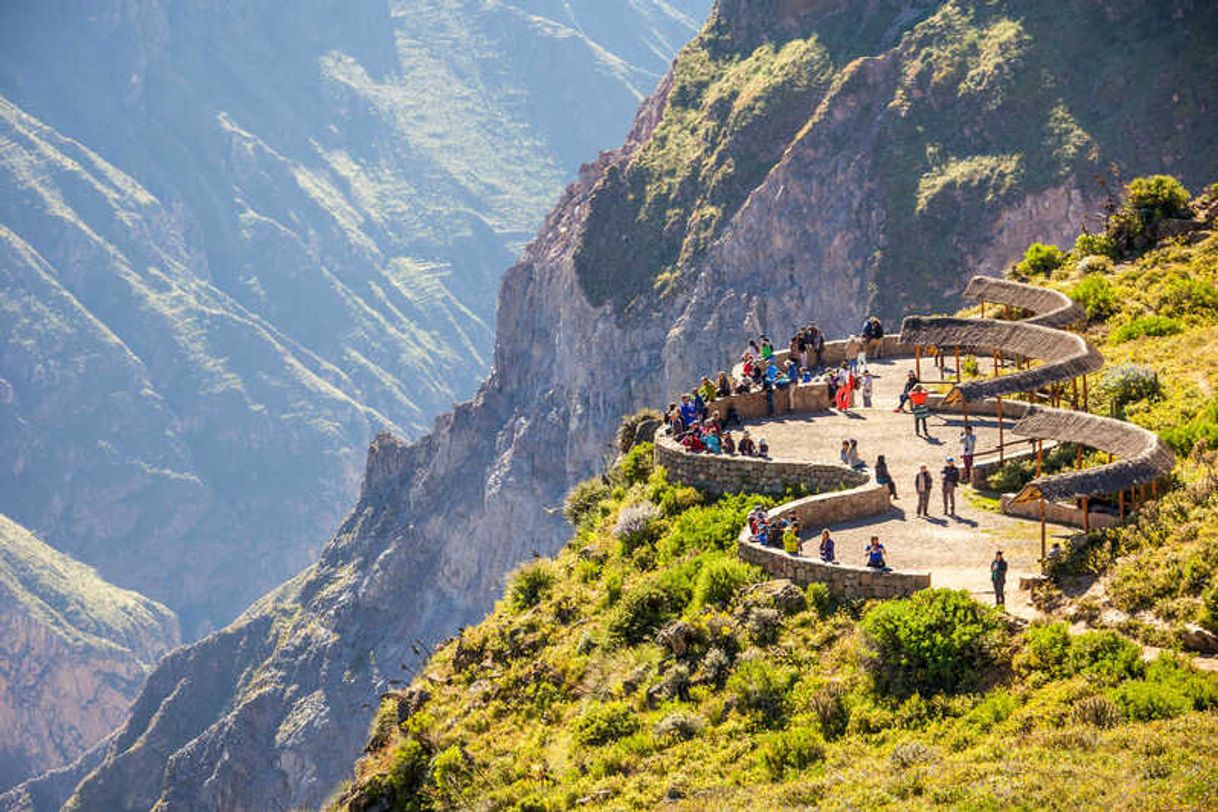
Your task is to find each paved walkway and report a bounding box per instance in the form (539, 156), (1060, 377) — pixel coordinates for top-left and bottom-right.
(739, 356), (1071, 617)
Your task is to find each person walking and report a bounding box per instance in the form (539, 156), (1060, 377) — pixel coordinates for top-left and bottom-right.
(960, 425), (977, 482)
(861, 370), (874, 408)
(941, 457), (960, 515)
(991, 550), (1008, 607)
(915, 464), (933, 517)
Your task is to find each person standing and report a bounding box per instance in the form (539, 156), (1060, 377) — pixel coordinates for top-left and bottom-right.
(861, 370), (874, 408)
(915, 464), (933, 518)
(960, 425), (977, 483)
(941, 457), (960, 515)
(991, 550), (1008, 607)
(911, 385), (931, 437)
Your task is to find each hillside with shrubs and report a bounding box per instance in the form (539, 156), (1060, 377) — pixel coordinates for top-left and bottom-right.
(329, 178), (1218, 812)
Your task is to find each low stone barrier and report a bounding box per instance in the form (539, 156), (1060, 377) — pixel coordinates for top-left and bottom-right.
(1000, 494), (1120, 529)
(654, 434), (864, 497)
(703, 380), (829, 422)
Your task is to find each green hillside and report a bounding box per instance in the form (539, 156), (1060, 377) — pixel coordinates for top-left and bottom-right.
(331, 178), (1218, 810)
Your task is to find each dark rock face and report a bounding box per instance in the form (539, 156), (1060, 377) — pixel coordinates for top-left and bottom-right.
(7, 1), (1218, 810)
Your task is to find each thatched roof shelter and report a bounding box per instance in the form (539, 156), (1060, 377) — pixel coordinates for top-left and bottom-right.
(898, 316), (1105, 404)
(963, 276), (1084, 328)
(1008, 407), (1175, 503)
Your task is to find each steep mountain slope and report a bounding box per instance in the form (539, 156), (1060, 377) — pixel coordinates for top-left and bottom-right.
(0, 0), (710, 636)
(0, 515), (178, 792)
(9, 2), (1217, 810)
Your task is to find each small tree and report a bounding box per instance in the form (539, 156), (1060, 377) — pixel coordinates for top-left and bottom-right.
(1011, 242), (1066, 279)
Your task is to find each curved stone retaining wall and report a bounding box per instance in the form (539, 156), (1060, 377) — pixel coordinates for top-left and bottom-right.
(654, 434), (864, 497)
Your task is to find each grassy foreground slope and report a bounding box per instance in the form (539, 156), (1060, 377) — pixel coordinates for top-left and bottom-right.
(332, 179), (1218, 812)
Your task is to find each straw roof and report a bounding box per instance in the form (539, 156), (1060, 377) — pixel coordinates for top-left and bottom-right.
(963, 276), (1084, 328)
(1008, 407), (1175, 503)
(898, 316), (1105, 404)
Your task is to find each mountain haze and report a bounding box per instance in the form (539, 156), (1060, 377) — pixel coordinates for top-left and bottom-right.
(0, 0), (711, 636)
(6, 1), (1218, 810)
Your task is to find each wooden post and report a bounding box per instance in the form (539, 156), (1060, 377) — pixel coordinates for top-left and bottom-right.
(981, 300), (986, 319)
(1005, 304), (1012, 320)
(1076, 444), (1083, 470)
(1037, 439), (1044, 476)
(1082, 375), (1089, 412)
(915, 344), (922, 379)
(1072, 377), (1079, 410)
(1040, 497), (1047, 570)
(1152, 480), (1159, 498)
(993, 350), (1000, 378)
(997, 396), (1005, 463)
(1082, 496), (1090, 531)
(955, 346), (962, 383)
(1118, 488), (1125, 521)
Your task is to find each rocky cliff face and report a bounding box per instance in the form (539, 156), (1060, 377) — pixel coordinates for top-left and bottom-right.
(0, 0), (709, 638)
(0, 516), (178, 793)
(8, 1), (1216, 810)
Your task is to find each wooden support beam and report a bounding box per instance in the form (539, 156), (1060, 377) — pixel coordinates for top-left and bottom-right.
(955, 346), (962, 383)
(1076, 444), (1083, 470)
(1082, 496), (1090, 532)
(1037, 439), (1043, 476)
(1082, 374), (1089, 412)
(1072, 377), (1079, 410)
(1040, 498), (1047, 570)
(1119, 488), (1125, 520)
(915, 344), (922, 379)
(997, 396), (1004, 463)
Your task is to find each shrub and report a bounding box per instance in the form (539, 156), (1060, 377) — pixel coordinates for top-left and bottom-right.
(606, 579), (684, 646)
(366, 697), (401, 751)
(698, 647), (733, 688)
(692, 556), (762, 610)
(616, 442), (655, 486)
(1112, 680), (1191, 721)
(756, 726), (825, 779)
(507, 559), (556, 611)
(807, 682), (849, 739)
(986, 458), (1036, 493)
(617, 409), (662, 455)
(1100, 363), (1161, 415)
(653, 712), (706, 742)
(1073, 231), (1117, 260)
(573, 701), (640, 747)
(1067, 630), (1144, 684)
(564, 478), (610, 528)
(727, 658), (797, 726)
(658, 494), (763, 560)
(1016, 622), (1073, 679)
(1202, 581), (1218, 634)
(743, 607), (782, 646)
(1013, 242), (1066, 279)
(1159, 277), (1218, 319)
(1072, 694), (1123, 728)
(1161, 396), (1218, 455)
(1069, 275), (1118, 321)
(860, 589), (1006, 696)
(368, 737), (431, 809)
(1110, 314), (1184, 344)
(1110, 175), (1191, 252)
(613, 502), (661, 554)
(805, 582), (833, 618)
(430, 744), (472, 804)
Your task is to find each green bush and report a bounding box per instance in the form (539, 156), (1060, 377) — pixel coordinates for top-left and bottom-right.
(1073, 231), (1117, 260)
(606, 578), (685, 646)
(1159, 278), (1218, 319)
(564, 478), (610, 528)
(728, 658), (797, 727)
(1100, 363), (1162, 415)
(805, 582), (833, 618)
(617, 409), (662, 455)
(1112, 680), (1190, 721)
(1016, 622), (1073, 680)
(507, 560), (556, 611)
(430, 744), (472, 805)
(1111, 175), (1191, 252)
(1013, 242), (1066, 279)
(986, 458), (1036, 493)
(1161, 397), (1218, 455)
(692, 556), (762, 610)
(616, 442), (655, 485)
(860, 589), (1006, 697)
(653, 711), (706, 742)
(658, 494), (764, 560)
(365, 737), (431, 810)
(1110, 314), (1184, 344)
(613, 502), (661, 554)
(1069, 275), (1118, 321)
(1067, 630), (1144, 684)
(573, 701), (640, 747)
(1202, 581), (1218, 634)
(756, 726), (825, 779)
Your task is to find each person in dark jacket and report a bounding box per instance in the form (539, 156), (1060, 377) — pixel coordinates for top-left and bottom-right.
(819, 528), (836, 563)
(874, 455), (896, 498)
(915, 464), (933, 517)
(991, 550), (1008, 607)
(895, 370), (920, 412)
(941, 457), (961, 515)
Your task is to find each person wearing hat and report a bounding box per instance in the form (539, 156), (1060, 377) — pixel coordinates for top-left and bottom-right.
(941, 457), (961, 515)
(991, 550), (1008, 607)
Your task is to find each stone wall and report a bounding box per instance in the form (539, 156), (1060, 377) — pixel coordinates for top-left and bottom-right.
(654, 434), (864, 497)
(1000, 494), (1120, 529)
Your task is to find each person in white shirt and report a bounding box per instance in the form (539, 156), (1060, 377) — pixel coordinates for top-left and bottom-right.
(960, 425), (977, 482)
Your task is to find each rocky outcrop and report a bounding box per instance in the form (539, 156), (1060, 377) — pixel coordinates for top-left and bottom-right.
(0, 516), (178, 792)
(9, 2), (1218, 810)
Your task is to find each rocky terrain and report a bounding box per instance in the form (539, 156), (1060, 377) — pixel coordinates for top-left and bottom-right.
(0, 0), (710, 638)
(5, 1), (1217, 810)
(0, 515), (178, 793)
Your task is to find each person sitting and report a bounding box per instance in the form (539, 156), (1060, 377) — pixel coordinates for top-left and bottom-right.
(679, 393), (699, 428)
(705, 410), (723, 434)
(692, 389), (708, 421)
(724, 404), (743, 428)
(757, 437), (770, 458)
(681, 430), (705, 453)
(800, 366), (813, 384)
(874, 454), (897, 498)
(699, 376), (717, 405)
(847, 438), (864, 469)
(809, 326), (825, 369)
(895, 370), (919, 412)
(865, 536), (889, 571)
(716, 370), (732, 397)
(746, 339), (761, 361)
(818, 528), (836, 563)
(760, 335), (775, 360)
(721, 431), (736, 455)
(840, 440), (852, 467)
(738, 431), (757, 457)
(733, 375), (751, 395)
(703, 430), (723, 454)
(782, 520), (801, 555)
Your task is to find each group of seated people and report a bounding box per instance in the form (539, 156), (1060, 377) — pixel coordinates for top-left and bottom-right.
(747, 505), (799, 549)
